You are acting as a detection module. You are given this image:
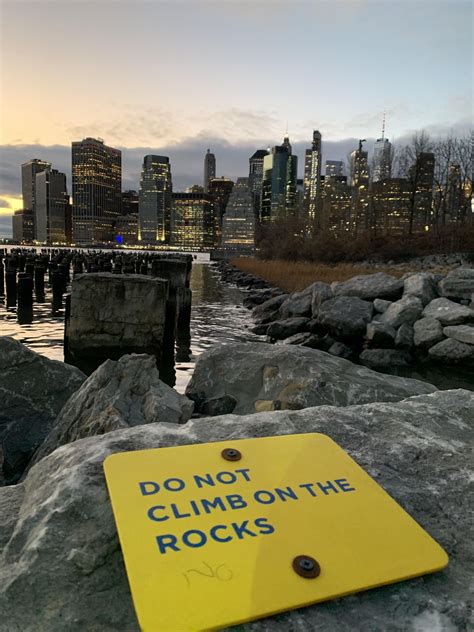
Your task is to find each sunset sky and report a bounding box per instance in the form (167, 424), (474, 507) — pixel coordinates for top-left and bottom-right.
(0, 0), (472, 236)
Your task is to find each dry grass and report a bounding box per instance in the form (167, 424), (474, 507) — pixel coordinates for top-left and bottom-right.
(231, 258), (450, 292)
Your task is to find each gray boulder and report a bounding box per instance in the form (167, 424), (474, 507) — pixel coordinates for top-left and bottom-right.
(428, 339), (474, 364)
(252, 294), (288, 324)
(366, 322), (396, 348)
(395, 323), (414, 350)
(0, 390), (472, 631)
(373, 298), (392, 313)
(380, 295), (423, 329)
(186, 343), (436, 415)
(310, 282), (334, 317)
(360, 349), (412, 369)
(28, 354), (194, 471)
(443, 324), (474, 345)
(333, 272), (403, 301)
(278, 332), (323, 349)
(317, 296), (373, 340)
(413, 317), (445, 349)
(0, 337), (86, 485)
(439, 267), (474, 301)
(327, 341), (355, 360)
(266, 317), (310, 340)
(422, 297), (474, 326)
(403, 272), (438, 306)
(278, 289), (313, 319)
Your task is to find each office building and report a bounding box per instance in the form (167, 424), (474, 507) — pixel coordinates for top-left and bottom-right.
(321, 176), (352, 233)
(373, 138), (392, 182)
(35, 168), (69, 244)
(122, 190), (139, 216)
(249, 149), (268, 222)
(350, 140), (370, 234)
(72, 137), (122, 244)
(171, 192), (215, 251)
(261, 135), (298, 222)
(203, 149), (216, 193)
(12, 209), (34, 243)
(222, 177), (255, 253)
(208, 177), (234, 240)
(138, 155), (172, 244)
(413, 152), (435, 229)
(115, 214), (138, 245)
(325, 160), (344, 178)
(21, 158), (51, 238)
(371, 178), (412, 235)
(303, 130), (322, 223)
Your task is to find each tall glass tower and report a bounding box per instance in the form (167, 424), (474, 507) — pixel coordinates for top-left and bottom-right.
(203, 149), (216, 193)
(303, 130), (322, 222)
(138, 155), (172, 244)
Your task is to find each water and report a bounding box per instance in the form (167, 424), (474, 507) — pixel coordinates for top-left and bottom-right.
(1, 260), (472, 393)
(0, 263), (259, 393)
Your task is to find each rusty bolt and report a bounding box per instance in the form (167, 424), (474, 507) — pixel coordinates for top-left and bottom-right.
(292, 555), (320, 579)
(221, 448), (242, 462)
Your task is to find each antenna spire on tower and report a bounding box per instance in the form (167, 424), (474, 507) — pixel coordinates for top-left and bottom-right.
(382, 109), (386, 140)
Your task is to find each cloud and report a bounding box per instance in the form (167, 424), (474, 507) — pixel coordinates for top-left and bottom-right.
(0, 198), (11, 208)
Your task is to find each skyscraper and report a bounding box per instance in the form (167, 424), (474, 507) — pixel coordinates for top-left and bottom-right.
(412, 152), (435, 229)
(222, 177), (255, 253)
(35, 168), (69, 244)
(303, 130), (322, 223)
(350, 140), (370, 233)
(171, 192), (215, 251)
(373, 138), (392, 182)
(208, 176), (234, 241)
(203, 149), (216, 193)
(72, 137), (121, 244)
(138, 155), (172, 244)
(248, 149), (268, 222)
(325, 160), (344, 178)
(261, 136), (298, 222)
(321, 176), (352, 234)
(21, 158), (51, 237)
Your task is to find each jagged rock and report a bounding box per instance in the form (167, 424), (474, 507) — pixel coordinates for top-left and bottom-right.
(359, 349), (412, 369)
(251, 323), (269, 336)
(252, 294), (288, 324)
(266, 317), (310, 340)
(422, 297), (474, 326)
(439, 267), (474, 301)
(195, 395), (237, 416)
(278, 289), (313, 319)
(316, 296), (373, 340)
(28, 354), (194, 472)
(443, 324), (474, 345)
(366, 322), (396, 348)
(373, 298), (392, 313)
(395, 324), (414, 350)
(1, 390), (472, 631)
(413, 317), (445, 349)
(428, 338), (474, 364)
(380, 295), (423, 329)
(332, 272), (403, 301)
(0, 337), (86, 485)
(186, 343), (436, 414)
(243, 288), (280, 309)
(403, 273), (438, 306)
(310, 282), (334, 317)
(277, 332), (323, 349)
(327, 342), (355, 360)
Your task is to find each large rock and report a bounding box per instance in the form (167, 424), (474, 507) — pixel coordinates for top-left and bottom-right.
(359, 349), (412, 369)
(422, 297), (474, 326)
(413, 317), (445, 349)
(395, 323), (414, 350)
(366, 322), (396, 348)
(267, 317), (310, 340)
(373, 298), (392, 314)
(380, 295), (423, 329)
(28, 354), (194, 471)
(0, 337), (86, 485)
(252, 294), (288, 324)
(186, 343), (436, 414)
(278, 289), (312, 319)
(0, 390), (472, 631)
(316, 296), (373, 340)
(403, 273), (438, 306)
(439, 267), (474, 301)
(310, 282), (333, 317)
(428, 338), (474, 364)
(443, 324), (474, 345)
(333, 272), (403, 301)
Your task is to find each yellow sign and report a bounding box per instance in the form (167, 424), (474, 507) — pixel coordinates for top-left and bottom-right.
(103, 434), (448, 631)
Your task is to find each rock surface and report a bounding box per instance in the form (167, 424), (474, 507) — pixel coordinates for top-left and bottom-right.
(403, 272), (438, 306)
(422, 297), (473, 326)
(443, 324), (474, 345)
(186, 343), (436, 414)
(316, 296), (373, 340)
(380, 295), (423, 329)
(359, 349), (412, 369)
(439, 267), (474, 301)
(310, 282), (333, 317)
(252, 294), (288, 324)
(28, 354), (194, 471)
(428, 338), (474, 364)
(0, 390), (472, 631)
(366, 322), (396, 348)
(332, 272), (403, 301)
(413, 317), (445, 349)
(373, 298), (392, 313)
(266, 317), (310, 340)
(0, 337), (86, 485)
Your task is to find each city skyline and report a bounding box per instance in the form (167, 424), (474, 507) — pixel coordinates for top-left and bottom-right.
(0, 0), (472, 235)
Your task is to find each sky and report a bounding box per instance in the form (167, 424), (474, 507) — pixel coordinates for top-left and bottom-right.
(0, 0), (472, 236)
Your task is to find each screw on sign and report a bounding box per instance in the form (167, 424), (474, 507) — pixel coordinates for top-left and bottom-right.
(221, 447), (242, 461)
(293, 555), (321, 579)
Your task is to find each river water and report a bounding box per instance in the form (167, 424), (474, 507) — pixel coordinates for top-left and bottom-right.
(0, 261), (472, 393)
